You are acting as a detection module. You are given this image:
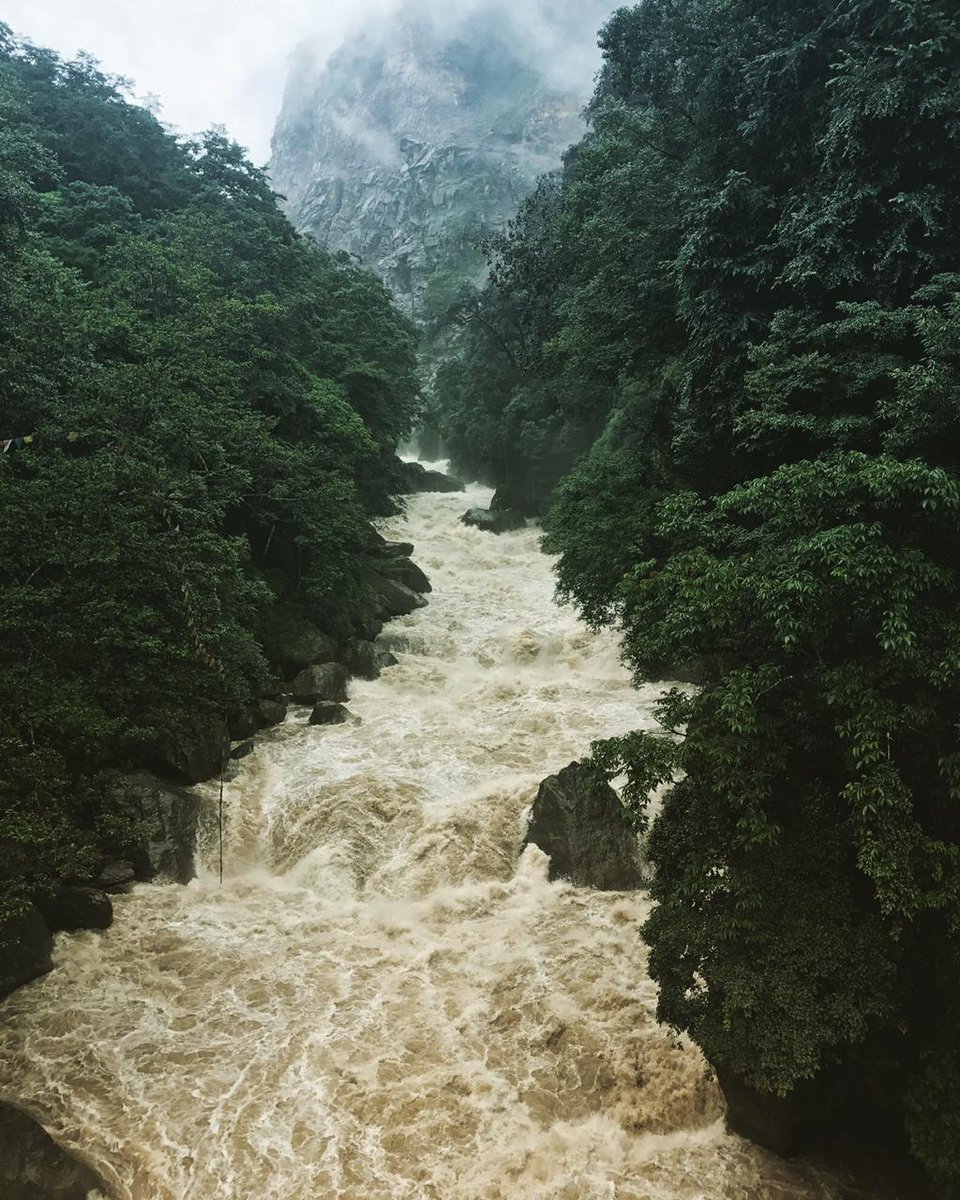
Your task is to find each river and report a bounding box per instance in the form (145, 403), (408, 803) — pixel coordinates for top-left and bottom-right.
(0, 477), (881, 1199)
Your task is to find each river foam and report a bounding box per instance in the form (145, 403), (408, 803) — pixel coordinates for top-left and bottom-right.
(0, 474), (879, 1199)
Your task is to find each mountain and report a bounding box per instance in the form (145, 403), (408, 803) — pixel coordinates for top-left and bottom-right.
(269, 1), (608, 323)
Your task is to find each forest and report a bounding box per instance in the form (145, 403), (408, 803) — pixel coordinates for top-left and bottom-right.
(433, 1), (960, 1194)
(0, 25), (419, 924)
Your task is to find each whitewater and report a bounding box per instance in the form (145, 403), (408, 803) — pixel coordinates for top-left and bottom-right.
(0, 478), (878, 1199)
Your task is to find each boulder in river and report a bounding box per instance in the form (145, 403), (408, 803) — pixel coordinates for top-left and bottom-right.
(522, 762), (643, 890)
(0, 1100), (108, 1200)
(228, 706), (260, 741)
(114, 771), (201, 884)
(340, 638), (398, 680)
(398, 460), (466, 494)
(310, 702), (351, 726)
(148, 710), (229, 785)
(256, 696), (288, 729)
(0, 906), (53, 999)
(292, 662), (350, 704)
(260, 603), (339, 677)
(367, 570), (428, 617)
(379, 556), (432, 594)
(34, 887), (113, 934)
(461, 507), (526, 534)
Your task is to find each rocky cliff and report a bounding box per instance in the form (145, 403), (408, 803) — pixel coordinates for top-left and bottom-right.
(269, 1), (608, 319)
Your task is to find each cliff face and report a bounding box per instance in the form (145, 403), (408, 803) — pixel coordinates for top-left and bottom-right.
(269, 2), (603, 319)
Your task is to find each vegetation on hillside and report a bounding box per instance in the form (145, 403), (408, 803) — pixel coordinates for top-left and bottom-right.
(434, 1), (960, 1192)
(0, 27), (418, 923)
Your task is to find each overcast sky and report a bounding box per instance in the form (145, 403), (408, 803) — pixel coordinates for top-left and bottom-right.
(2, 0), (396, 164)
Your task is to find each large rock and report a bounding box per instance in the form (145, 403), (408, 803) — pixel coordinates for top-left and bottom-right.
(260, 604), (339, 676)
(522, 762), (643, 890)
(292, 662), (350, 704)
(115, 771), (201, 884)
(227, 706), (260, 741)
(0, 906), (53, 1000)
(35, 888), (113, 933)
(0, 1101), (108, 1200)
(339, 639), (399, 680)
(491, 480), (545, 518)
(149, 710), (228, 785)
(716, 1067), (824, 1158)
(461, 506), (526, 535)
(368, 570), (428, 617)
(379, 556), (432, 594)
(256, 696), (288, 729)
(310, 702), (350, 726)
(399, 461), (466, 494)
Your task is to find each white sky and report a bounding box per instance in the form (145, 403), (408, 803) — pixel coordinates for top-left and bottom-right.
(2, 1), (394, 164)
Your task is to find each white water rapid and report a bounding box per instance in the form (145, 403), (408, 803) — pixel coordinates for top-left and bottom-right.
(0, 478), (880, 1199)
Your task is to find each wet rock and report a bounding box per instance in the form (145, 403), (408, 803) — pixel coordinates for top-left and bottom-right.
(228, 706), (260, 741)
(97, 861), (136, 892)
(522, 762), (643, 890)
(231, 739), (256, 761)
(260, 604), (339, 676)
(0, 906), (53, 999)
(35, 887), (112, 933)
(716, 1067), (818, 1158)
(310, 702), (350, 726)
(340, 638), (399, 680)
(292, 662), (350, 704)
(399, 460), (465, 494)
(0, 1101), (108, 1200)
(491, 480), (544, 518)
(255, 697), (288, 729)
(114, 771), (201, 885)
(368, 570), (428, 617)
(380, 556), (432, 594)
(461, 506), (526, 534)
(381, 540), (415, 558)
(149, 710), (229, 785)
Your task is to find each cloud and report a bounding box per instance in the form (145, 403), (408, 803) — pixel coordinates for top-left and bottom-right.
(2, 0), (615, 164)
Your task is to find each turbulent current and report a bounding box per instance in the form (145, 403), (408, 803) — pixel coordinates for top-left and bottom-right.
(0, 478), (879, 1200)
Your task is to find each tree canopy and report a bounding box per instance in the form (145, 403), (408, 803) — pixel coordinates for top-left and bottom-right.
(434, 2), (960, 1192)
(0, 28), (418, 925)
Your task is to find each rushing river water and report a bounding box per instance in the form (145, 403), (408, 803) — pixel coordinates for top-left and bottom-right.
(0, 477), (884, 1200)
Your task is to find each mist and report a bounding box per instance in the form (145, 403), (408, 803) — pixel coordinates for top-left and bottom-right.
(1, 0), (615, 164)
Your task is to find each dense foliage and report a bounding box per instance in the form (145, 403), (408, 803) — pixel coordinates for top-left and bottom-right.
(0, 29), (418, 921)
(435, 1), (960, 1191)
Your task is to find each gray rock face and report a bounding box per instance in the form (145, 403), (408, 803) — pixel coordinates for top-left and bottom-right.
(269, 2), (601, 316)
(115, 771), (202, 884)
(261, 604), (339, 677)
(0, 906), (52, 999)
(522, 762), (643, 891)
(149, 711), (228, 785)
(292, 662), (351, 704)
(228, 706), (260, 741)
(369, 571), (429, 617)
(340, 639), (399, 680)
(310, 702), (351, 726)
(399, 461), (465, 494)
(97, 861), (136, 891)
(35, 887), (113, 933)
(379, 556), (432, 595)
(0, 1101), (107, 1200)
(256, 697), (288, 729)
(461, 506), (526, 534)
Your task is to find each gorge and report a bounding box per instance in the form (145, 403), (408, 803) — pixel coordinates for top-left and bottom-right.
(0, 478), (890, 1200)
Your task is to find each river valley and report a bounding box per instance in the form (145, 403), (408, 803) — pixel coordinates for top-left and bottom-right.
(0, 478), (887, 1200)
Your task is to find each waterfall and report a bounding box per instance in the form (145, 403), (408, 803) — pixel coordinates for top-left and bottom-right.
(0, 478), (862, 1199)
